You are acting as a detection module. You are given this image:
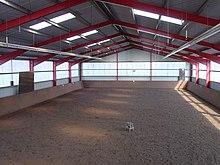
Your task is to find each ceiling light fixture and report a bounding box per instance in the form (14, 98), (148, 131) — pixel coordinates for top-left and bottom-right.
(0, 41), (101, 60)
(161, 15), (184, 25)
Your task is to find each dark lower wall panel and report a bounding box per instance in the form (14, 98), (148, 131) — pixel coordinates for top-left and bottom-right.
(83, 80), (187, 89)
(0, 81), (84, 117)
(186, 82), (220, 109)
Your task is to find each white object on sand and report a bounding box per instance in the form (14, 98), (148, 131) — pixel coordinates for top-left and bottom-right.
(126, 122), (134, 131)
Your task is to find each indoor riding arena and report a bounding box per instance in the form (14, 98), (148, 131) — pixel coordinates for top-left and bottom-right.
(0, 0), (220, 165)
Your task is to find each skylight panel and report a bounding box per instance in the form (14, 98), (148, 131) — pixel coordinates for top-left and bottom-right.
(81, 30), (98, 37)
(30, 21), (51, 30)
(161, 15), (184, 25)
(67, 35), (81, 41)
(50, 13), (75, 23)
(133, 9), (159, 20)
(98, 39), (111, 44)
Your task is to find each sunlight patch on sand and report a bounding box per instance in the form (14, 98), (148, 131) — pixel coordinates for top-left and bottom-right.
(177, 90), (220, 131)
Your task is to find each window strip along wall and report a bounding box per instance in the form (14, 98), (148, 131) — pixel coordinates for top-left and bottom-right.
(82, 61), (186, 81)
(0, 60), (79, 89)
(191, 61), (220, 91)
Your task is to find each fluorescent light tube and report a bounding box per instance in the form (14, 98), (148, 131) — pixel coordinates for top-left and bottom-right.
(0, 41), (101, 60)
(161, 15), (184, 25)
(67, 35), (81, 41)
(139, 30), (171, 39)
(30, 21), (51, 30)
(81, 30), (98, 37)
(133, 9), (159, 20)
(50, 13), (75, 23)
(156, 34), (171, 39)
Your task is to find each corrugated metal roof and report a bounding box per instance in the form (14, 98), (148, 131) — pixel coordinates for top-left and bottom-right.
(0, 0), (219, 63)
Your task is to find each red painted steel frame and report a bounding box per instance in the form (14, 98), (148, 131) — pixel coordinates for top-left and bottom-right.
(116, 51), (118, 81)
(29, 60), (34, 72)
(130, 39), (209, 65)
(68, 62), (72, 83)
(206, 61), (211, 88)
(53, 61), (57, 86)
(189, 64), (193, 82)
(133, 45), (196, 65)
(1, 20), (220, 66)
(79, 63), (82, 81)
(0, 0), (87, 32)
(100, 0), (220, 26)
(150, 50), (152, 81)
(196, 63), (199, 84)
(113, 21), (220, 51)
(130, 40), (197, 64)
(125, 33), (220, 64)
(0, 21), (112, 65)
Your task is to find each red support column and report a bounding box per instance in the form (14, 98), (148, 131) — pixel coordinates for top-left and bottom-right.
(53, 61), (57, 86)
(189, 64), (193, 82)
(196, 63), (199, 84)
(68, 62), (72, 83)
(29, 59), (34, 72)
(79, 63), (82, 81)
(116, 51), (118, 81)
(150, 50), (152, 81)
(206, 61), (211, 88)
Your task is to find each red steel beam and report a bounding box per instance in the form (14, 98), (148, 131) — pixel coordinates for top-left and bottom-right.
(132, 40), (209, 65)
(116, 51), (119, 81)
(55, 56), (74, 67)
(150, 50), (152, 81)
(80, 40), (127, 55)
(68, 62), (72, 83)
(31, 33), (122, 67)
(96, 46), (133, 59)
(2, 19), (219, 66)
(0, 0), (87, 32)
(62, 32), (119, 52)
(124, 33), (220, 64)
(132, 44), (196, 65)
(53, 61), (57, 86)
(206, 61), (211, 88)
(196, 63), (199, 84)
(55, 40), (128, 66)
(36, 21), (112, 47)
(99, 0), (220, 26)
(33, 54), (55, 66)
(72, 45), (132, 64)
(113, 20), (220, 51)
(0, 21), (112, 65)
(130, 39), (198, 63)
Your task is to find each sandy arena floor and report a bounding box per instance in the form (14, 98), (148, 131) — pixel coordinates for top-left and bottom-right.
(0, 87), (220, 165)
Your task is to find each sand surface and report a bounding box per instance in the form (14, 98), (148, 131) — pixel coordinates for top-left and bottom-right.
(0, 88), (220, 165)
